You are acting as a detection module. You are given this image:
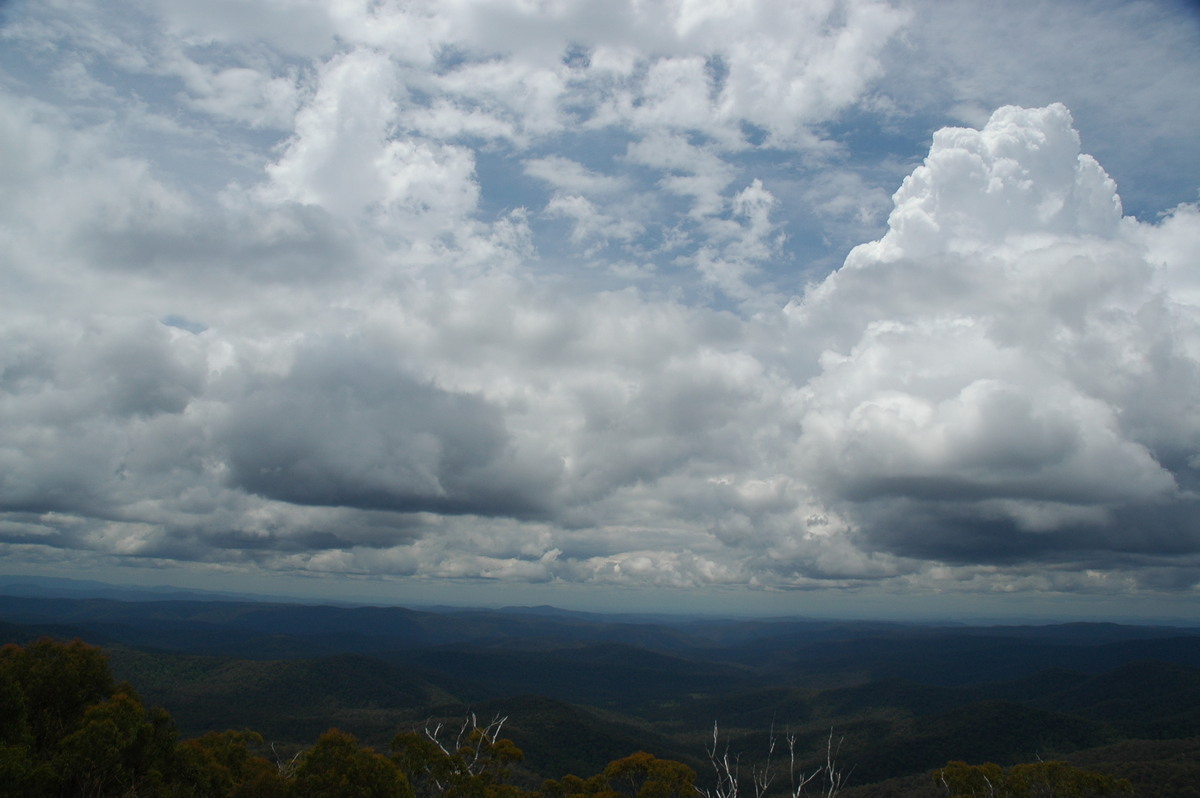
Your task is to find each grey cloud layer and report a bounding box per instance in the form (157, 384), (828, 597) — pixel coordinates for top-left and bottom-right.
(1, 0), (1198, 599)
(221, 338), (552, 519)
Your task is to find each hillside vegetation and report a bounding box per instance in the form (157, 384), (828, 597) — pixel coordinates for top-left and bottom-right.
(2, 592), (1198, 796)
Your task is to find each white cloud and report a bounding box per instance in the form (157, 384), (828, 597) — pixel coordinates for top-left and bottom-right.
(544, 193), (644, 247)
(1142, 203), (1200, 309)
(149, 0), (338, 57)
(880, 0), (1200, 218)
(524, 156), (627, 196)
(785, 104), (1200, 570)
(850, 104), (1121, 263)
(259, 49), (479, 232)
(176, 63), (302, 129)
(715, 0), (911, 142)
(526, 156), (645, 248)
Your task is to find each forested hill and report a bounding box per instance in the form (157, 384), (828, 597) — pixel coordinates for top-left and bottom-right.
(2, 586), (1199, 796)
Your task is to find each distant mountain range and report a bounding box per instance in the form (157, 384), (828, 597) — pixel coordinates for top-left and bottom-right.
(3, 575), (1200, 798)
(0, 573), (331, 604)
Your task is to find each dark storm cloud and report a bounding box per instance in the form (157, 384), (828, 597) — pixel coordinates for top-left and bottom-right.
(94, 321), (207, 418)
(1, 318), (206, 422)
(219, 338), (553, 519)
(80, 199), (359, 287)
(855, 497), (1200, 568)
(150, 515), (432, 559)
(0, 319), (207, 517)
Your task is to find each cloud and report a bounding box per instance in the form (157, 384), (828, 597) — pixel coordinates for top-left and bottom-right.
(880, 0), (1200, 219)
(0, 317), (208, 522)
(259, 49), (480, 235)
(876, 104), (1121, 255)
(149, 0), (338, 57)
(786, 104), (1200, 575)
(524, 156), (627, 195)
(176, 63), (302, 129)
(543, 192), (645, 248)
(218, 336), (552, 519)
(2, 0), (1199, 608)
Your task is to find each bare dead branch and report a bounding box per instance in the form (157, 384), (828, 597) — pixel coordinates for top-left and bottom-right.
(697, 724), (849, 798)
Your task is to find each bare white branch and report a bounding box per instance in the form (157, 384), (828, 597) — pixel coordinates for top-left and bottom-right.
(697, 724), (848, 798)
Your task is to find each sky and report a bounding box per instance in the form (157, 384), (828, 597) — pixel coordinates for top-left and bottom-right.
(2, 0), (1200, 621)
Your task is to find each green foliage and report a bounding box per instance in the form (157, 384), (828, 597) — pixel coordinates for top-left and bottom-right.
(1, 637), (115, 753)
(538, 772), (606, 798)
(54, 691), (179, 796)
(0, 637), (179, 797)
(177, 728), (287, 798)
(1067, 737), (1200, 798)
(537, 752), (696, 798)
(107, 648), (454, 744)
(604, 751), (696, 798)
(294, 728), (413, 798)
(444, 694), (698, 782)
(4, 633), (1197, 798)
(934, 760), (1133, 798)
(851, 700), (1113, 783)
(392, 715), (525, 798)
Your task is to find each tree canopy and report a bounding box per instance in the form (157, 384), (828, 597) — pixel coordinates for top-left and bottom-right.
(934, 760), (1133, 798)
(0, 637), (1140, 798)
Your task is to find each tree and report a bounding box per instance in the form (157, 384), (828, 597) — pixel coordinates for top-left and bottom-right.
(0, 637), (179, 797)
(54, 691), (179, 796)
(935, 760), (1134, 798)
(537, 752), (694, 798)
(293, 728), (413, 798)
(0, 637), (115, 754)
(177, 728), (287, 798)
(699, 724), (849, 798)
(603, 751), (696, 798)
(392, 714), (524, 798)
(537, 772), (606, 798)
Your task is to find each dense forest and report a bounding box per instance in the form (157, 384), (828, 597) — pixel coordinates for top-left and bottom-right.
(1, 587), (1198, 797)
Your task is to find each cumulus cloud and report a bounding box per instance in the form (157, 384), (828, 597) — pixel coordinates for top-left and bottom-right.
(877, 0), (1200, 220)
(786, 104), (1200, 577)
(259, 48), (481, 236)
(2, 0), (1199, 610)
(0, 317), (208, 524)
(218, 337), (552, 519)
